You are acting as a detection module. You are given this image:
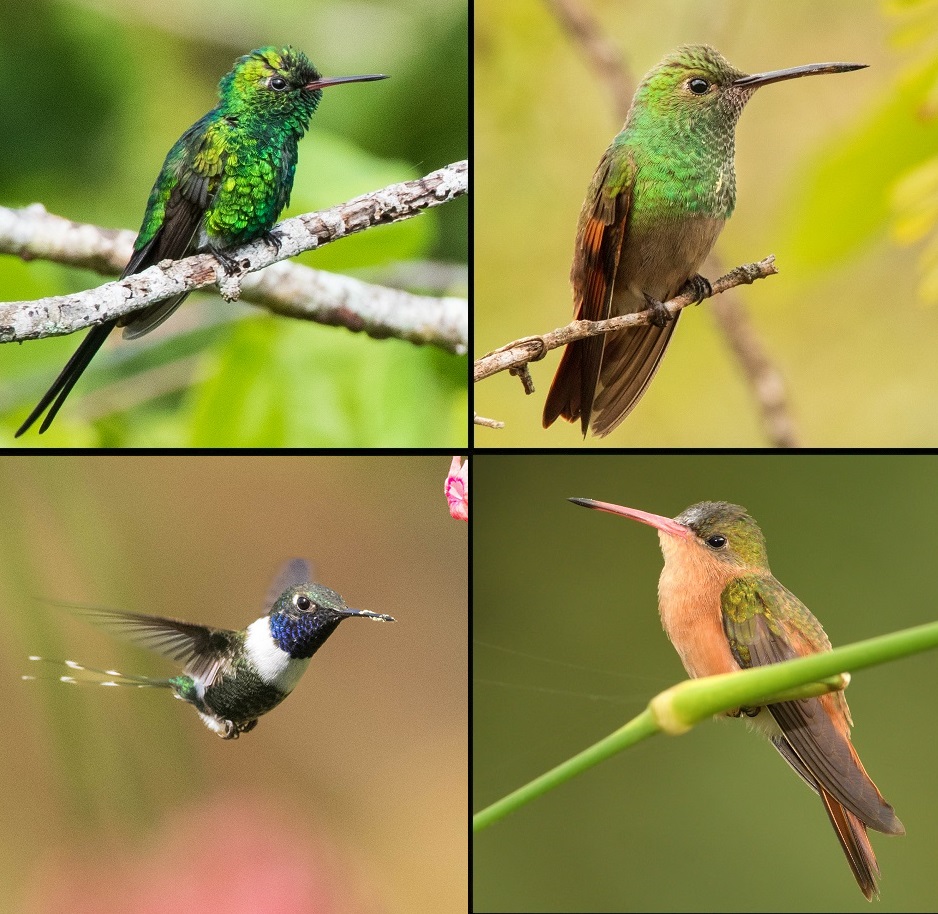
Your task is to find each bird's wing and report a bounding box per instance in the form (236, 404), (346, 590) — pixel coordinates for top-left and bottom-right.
(543, 146), (633, 433)
(76, 604), (240, 687)
(721, 574), (903, 835)
(120, 115), (229, 339)
(14, 116), (230, 436)
(264, 559), (312, 610)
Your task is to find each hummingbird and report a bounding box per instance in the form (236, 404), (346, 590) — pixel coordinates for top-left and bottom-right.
(22, 559), (395, 739)
(543, 46), (866, 437)
(15, 46), (388, 436)
(569, 498), (904, 900)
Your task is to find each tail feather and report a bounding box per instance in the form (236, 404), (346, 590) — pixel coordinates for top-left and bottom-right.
(21, 655), (174, 689)
(15, 321), (116, 436)
(820, 786), (880, 902)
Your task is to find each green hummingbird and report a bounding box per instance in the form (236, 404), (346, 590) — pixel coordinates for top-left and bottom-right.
(543, 46), (866, 438)
(16, 46), (387, 436)
(570, 498), (904, 900)
(23, 559), (395, 739)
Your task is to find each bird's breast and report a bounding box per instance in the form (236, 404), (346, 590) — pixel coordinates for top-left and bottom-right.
(244, 617), (311, 694)
(614, 212), (726, 311)
(656, 536), (741, 680)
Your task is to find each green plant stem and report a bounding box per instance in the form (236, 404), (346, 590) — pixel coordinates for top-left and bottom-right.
(473, 709), (658, 832)
(474, 620), (938, 832)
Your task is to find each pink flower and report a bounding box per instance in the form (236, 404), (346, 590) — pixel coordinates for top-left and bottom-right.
(445, 456), (468, 521)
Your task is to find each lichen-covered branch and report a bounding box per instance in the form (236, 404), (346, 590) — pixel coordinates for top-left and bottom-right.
(0, 161), (468, 354)
(474, 256), (778, 386)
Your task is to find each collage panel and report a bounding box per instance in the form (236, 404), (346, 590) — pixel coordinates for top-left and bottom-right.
(474, 453), (934, 910)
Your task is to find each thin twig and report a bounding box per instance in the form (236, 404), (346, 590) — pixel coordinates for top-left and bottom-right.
(474, 413), (505, 430)
(707, 256), (800, 448)
(474, 256), (778, 386)
(0, 161), (468, 354)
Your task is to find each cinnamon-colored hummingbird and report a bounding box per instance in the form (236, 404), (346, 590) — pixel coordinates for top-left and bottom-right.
(543, 46), (866, 437)
(569, 498), (904, 900)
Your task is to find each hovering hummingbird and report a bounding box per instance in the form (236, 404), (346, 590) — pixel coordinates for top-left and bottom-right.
(569, 498), (903, 900)
(23, 559), (394, 739)
(16, 46), (388, 436)
(543, 46), (866, 437)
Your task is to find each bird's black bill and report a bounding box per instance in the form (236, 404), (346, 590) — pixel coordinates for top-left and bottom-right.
(340, 608), (396, 623)
(733, 62), (867, 89)
(305, 74), (388, 91)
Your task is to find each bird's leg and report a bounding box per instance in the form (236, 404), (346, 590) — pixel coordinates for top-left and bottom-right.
(262, 229), (284, 256)
(725, 705), (762, 719)
(209, 243), (243, 275)
(643, 292), (675, 328)
(221, 720), (240, 739)
(209, 243), (248, 303)
(681, 273), (713, 305)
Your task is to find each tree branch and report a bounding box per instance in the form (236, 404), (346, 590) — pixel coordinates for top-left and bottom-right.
(0, 161), (468, 354)
(474, 256), (778, 386)
(707, 269), (800, 448)
(543, 0), (634, 119)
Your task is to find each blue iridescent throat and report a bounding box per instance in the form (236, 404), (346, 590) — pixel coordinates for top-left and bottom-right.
(269, 611), (342, 659)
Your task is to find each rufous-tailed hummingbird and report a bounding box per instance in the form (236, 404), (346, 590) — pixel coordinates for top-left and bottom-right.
(570, 498), (903, 900)
(543, 46), (866, 438)
(16, 46), (387, 436)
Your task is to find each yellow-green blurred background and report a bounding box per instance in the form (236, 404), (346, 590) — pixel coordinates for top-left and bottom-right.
(476, 0), (938, 446)
(475, 454), (937, 911)
(1, 456), (466, 913)
(0, 0), (467, 447)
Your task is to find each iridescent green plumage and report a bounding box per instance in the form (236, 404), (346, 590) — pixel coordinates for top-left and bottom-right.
(17, 46), (387, 436)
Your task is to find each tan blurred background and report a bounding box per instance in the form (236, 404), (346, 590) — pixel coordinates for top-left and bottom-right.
(0, 455), (466, 913)
(476, 0), (938, 446)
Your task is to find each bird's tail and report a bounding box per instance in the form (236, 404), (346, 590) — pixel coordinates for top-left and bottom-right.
(21, 654), (176, 689)
(15, 320), (116, 436)
(819, 787), (880, 902)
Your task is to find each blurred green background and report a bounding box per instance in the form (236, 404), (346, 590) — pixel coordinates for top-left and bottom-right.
(0, 455), (466, 913)
(475, 454), (937, 911)
(0, 0), (467, 447)
(476, 0), (938, 446)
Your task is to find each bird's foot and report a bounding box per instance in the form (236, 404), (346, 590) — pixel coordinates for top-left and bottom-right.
(211, 244), (242, 275)
(263, 229), (284, 256)
(643, 293), (674, 328)
(682, 274), (713, 305)
(726, 706), (761, 719)
(220, 718), (258, 739)
(211, 244), (246, 303)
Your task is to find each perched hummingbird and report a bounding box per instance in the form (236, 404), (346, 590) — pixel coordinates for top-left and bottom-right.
(543, 46), (866, 437)
(16, 47), (387, 436)
(23, 559), (394, 739)
(569, 498), (903, 900)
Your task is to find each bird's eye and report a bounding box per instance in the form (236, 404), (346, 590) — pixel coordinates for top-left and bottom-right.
(294, 594), (312, 611)
(268, 76), (289, 91)
(706, 534), (727, 549)
(688, 78), (710, 95)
